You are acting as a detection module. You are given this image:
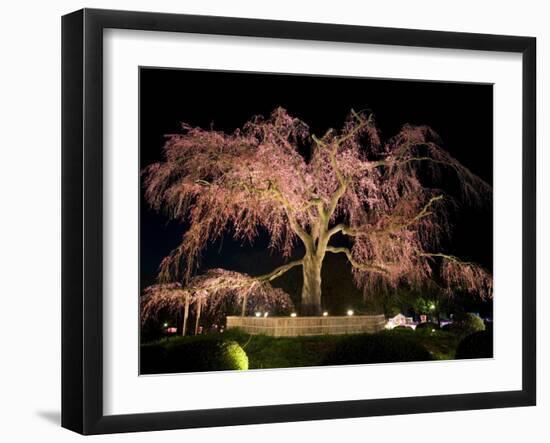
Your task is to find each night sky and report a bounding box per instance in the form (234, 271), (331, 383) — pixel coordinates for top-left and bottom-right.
(139, 68), (493, 312)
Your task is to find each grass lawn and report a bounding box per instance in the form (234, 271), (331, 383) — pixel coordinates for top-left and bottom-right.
(142, 328), (461, 372)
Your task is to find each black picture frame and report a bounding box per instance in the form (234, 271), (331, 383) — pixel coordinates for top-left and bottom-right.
(62, 8), (536, 435)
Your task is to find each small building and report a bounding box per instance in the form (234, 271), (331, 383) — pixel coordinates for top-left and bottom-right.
(386, 313), (416, 330)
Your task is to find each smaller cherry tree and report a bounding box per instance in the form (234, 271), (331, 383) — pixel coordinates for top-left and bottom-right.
(141, 269), (294, 335)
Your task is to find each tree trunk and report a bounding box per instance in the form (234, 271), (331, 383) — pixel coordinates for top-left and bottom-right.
(301, 254), (322, 316)
(241, 292), (248, 317)
(182, 296), (189, 336)
(194, 297), (202, 335)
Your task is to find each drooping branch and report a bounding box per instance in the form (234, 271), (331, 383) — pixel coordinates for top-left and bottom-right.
(334, 109), (374, 147)
(419, 252), (493, 299)
(325, 155), (348, 221)
(327, 194), (444, 240)
(183, 260), (302, 294)
(269, 185), (314, 248)
(418, 252), (474, 264)
(311, 110), (376, 222)
(256, 259), (304, 282)
(226, 177), (314, 248)
(143, 108), (314, 282)
(193, 269), (296, 317)
(140, 283), (189, 325)
(326, 246), (388, 274)
(371, 130), (492, 204)
(141, 269), (295, 325)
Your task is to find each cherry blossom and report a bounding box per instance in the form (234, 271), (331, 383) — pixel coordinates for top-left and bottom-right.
(143, 107), (492, 315)
(141, 269), (293, 334)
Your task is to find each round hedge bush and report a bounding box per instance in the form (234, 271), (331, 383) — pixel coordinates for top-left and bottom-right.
(141, 339), (249, 374)
(393, 325), (414, 331)
(415, 322), (439, 331)
(166, 339), (249, 373)
(450, 313), (485, 336)
(140, 344), (168, 374)
(455, 331), (493, 359)
(322, 333), (432, 366)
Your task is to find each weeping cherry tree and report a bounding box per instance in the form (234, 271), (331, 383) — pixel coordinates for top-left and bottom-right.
(141, 269), (294, 335)
(143, 107), (492, 315)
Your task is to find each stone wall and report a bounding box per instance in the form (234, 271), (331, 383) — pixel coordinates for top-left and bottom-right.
(226, 315), (386, 337)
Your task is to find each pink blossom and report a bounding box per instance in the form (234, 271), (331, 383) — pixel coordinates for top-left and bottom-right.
(143, 107), (492, 314)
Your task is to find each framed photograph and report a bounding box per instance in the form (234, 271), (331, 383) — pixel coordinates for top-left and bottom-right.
(62, 8), (536, 435)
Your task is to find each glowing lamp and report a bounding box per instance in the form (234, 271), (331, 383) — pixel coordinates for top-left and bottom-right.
(255, 312), (261, 317)
(290, 313), (297, 318)
(347, 310), (354, 316)
(323, 311), (328, 317)
(163, 322), (168, 328)
(264, 312), (269, 317)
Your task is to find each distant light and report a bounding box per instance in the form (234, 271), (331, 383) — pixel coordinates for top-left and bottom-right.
(347, 310), (354, 316)
(431, 329), (436, 333)
(264, 312), (269, 317)
(163, 322), (168, 328)
(323, 311), (329, 317)
(166, 327), (177, 334)
(255, 312), (262, 317)
(429, 303), (436, 311)
(290, 312), (297, 318)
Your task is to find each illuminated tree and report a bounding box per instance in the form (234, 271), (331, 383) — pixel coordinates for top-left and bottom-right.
(141, 270), (294, 335)
(143, 107), (492, 315)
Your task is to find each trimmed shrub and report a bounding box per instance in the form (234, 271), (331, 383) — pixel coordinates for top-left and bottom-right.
(455, 331), (493, 359)
(141, 339), (248, 374)
(165, 339), (248, 373)
(393, 325), (414, 332)
(450, 313), (485, 336)
(140, 343), (168, 374)
(415, 322), (439, 331)
(322, 333), (432, 365)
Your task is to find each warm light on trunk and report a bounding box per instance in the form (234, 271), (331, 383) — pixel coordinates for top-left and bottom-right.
(182, 296), (189, 336)
(301, 254), (322, 315)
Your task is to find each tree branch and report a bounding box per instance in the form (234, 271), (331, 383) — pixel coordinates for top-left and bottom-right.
(257, 259), (304, 282)
(327, 195), (443, 240)
(269, 185), (314, 248)
(334, 110), (371, 146)
(417, 252), (476, 266)
(418, 251), (492, 299)
(312, 116), (371, 222)
(326, 246), (387, 274)
(186, 260), (304, 293)
(370, 156), (454, 169)
(326, 223), (353, 238)
(226, 177), (314, 248)
(376, 195), (443, 235)
(322, 145), (349, 221)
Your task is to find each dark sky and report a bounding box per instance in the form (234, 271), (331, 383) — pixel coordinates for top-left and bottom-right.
(139, 68), (493, 307)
